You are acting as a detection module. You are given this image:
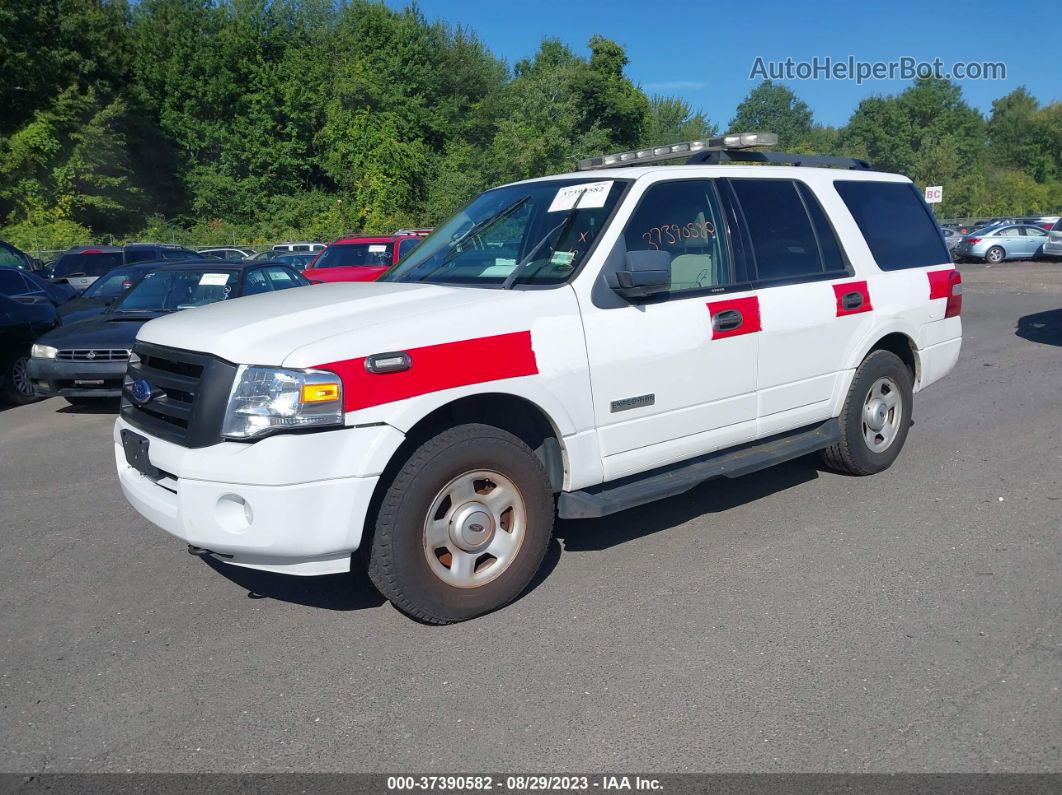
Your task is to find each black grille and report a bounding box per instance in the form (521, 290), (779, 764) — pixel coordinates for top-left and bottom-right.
(121, 342), (238, 448)
(57, 348), (130, 362)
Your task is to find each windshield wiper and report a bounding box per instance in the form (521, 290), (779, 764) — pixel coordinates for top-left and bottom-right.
(501, 207), (581, 289)
(413, 195), (531, 283)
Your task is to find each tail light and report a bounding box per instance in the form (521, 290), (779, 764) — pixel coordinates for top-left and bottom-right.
(929, 269), (962, 318)
(945, 271), (962, 318)
(966, 237), (981, 245)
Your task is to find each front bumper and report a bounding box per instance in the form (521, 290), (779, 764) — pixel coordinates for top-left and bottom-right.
(114, 416), (405, 575)
(1043, 239), (1062, 257)
(27, 358), (126, 397)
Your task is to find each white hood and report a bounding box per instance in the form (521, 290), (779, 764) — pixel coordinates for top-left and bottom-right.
(136, 281), (496, 366)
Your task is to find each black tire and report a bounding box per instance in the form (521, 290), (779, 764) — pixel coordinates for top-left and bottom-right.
(367, 423), (555, 624)
(821, 349), (913, 476)
(985, 246), (1005, 264)
(1, 352), (36, 405)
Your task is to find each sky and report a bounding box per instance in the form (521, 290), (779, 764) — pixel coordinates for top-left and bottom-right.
(387, 0), (1059, 130)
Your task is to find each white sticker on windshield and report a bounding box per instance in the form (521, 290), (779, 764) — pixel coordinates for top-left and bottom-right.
(199, 273), (230, 286)
(368, 244), (387, 253)
(548, 180), (613, 212)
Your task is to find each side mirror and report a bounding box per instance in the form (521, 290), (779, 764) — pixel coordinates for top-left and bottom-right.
(607, 250), (671, 299)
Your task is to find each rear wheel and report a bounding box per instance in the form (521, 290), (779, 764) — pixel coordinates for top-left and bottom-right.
(985, 246), (1005, 264)
(1, 352), (35, 405)
(367, 423), (555, 624)
(821, 350), (913, 476)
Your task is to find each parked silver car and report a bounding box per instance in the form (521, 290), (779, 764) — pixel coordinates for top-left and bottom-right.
(198, 247), (256, 261)
(941, 227), (963, 257)
(1043, 219), (1062, 259)
(952, 223), (1049, 263)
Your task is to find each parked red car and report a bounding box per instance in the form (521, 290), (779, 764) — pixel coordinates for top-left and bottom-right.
(303, 232), (430, 283)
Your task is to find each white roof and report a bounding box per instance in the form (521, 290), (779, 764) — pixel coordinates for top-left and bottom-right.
(505, 163), (910, 187)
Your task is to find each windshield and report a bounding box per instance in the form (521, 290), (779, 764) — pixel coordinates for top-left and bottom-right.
(83, 267), (147, 299)
(52, 252), (123, 278)
(382, 178), (627, 287)
(112, 269), (237, 312)
(313, 243), (394, 268)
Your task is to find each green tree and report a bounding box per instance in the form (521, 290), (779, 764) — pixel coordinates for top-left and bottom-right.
(643, 95), (717, 145)
(0, 0), (133, 136)
(729, 80), (813, 147)
(987, 87), (1056, 182)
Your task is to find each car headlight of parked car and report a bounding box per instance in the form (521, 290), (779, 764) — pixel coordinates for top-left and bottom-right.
(222, 366), (343, 440)
(31, 344), (58, 359)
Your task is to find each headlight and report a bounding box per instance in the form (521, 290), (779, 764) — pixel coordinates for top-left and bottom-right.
(222, 366), (344, 440)
(31, 344), (58, 359)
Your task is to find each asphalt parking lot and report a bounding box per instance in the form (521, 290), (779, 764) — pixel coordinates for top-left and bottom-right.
(1, 261), (1059, 773)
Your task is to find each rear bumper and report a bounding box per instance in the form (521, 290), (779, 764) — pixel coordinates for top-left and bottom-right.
(114, 417), (404, 575)
(1043, 239), (1062, 256)
(27, 358), (126, 397)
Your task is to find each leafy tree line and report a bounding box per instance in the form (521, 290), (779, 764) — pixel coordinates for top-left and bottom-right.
(0, 0), (1058, 251)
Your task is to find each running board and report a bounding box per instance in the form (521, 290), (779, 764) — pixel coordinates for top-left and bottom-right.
(558, 419), (840, 519)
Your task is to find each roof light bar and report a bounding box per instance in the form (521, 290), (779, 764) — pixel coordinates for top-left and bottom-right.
(577, 132), (779, 171)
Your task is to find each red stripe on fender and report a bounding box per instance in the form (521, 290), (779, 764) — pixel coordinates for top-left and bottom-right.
(316, 331), (538, 412)
(833, 280), (873, 316)
(707, 296), (761, 340)
(927, 269), (954, 300)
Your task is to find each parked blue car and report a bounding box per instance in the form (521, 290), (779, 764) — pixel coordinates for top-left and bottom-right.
(952, 223), (1050, 263)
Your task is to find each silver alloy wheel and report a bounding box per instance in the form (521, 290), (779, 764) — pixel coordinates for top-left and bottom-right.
(986, 247), (1004, 263)
(11, 355), (32, 398)
(862, 376), (902, 453)
(423, 469), (527, 588)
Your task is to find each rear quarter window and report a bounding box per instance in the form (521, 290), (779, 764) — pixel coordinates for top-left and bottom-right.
(833, 180), (949, 270)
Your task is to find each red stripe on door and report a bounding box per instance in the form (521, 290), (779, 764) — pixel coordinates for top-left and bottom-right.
(833, 280), (873, 316)
(927, 269), (954, 300)
(707, 296), (761, 340)
(316, 331), (538, 412)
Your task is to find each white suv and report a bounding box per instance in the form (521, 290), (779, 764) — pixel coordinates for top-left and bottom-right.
(114, 134), (962, 623)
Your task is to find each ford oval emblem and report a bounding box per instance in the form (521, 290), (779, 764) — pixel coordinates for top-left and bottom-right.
(131, 379), (153, 404)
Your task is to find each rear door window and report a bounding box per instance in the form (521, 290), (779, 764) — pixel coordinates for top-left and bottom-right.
(730, 179), (840, 282)
(264, 266), (305, 290)
(833, 180), (950, 270)
(242, 269), (273, 295)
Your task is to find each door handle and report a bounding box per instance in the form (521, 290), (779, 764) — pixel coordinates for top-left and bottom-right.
(841, 291), (864, 311)
(712, 309), (743, 332)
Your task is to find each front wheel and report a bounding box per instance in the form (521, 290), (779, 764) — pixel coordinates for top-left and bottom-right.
(1, 352), (36, 405)
(367, 423), (555, 624)
(821, 350), (913, 476)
